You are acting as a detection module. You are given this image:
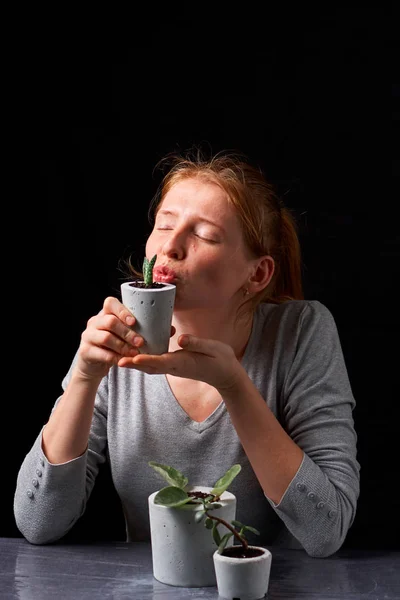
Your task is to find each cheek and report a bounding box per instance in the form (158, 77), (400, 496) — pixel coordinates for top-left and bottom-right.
(194, 252), (228, 280)
(145, 233), (157, 255)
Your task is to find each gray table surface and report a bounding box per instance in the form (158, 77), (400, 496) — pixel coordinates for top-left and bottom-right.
(0, 537), (399, 599)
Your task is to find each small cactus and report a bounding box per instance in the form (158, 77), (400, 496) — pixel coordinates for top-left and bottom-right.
(142, 255), (157, 286)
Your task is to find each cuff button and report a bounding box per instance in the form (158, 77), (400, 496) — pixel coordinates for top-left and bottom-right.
(27, 490), (34, 499)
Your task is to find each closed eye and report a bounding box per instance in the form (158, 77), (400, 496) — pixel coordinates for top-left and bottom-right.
(194, 233), (218, 243)
(156, 228), (218, 243)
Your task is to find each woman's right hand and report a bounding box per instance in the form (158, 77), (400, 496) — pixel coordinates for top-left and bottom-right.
(74, 296), (145, 381)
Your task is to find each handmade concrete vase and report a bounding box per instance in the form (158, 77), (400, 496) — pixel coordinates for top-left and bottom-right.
(120, 281), (176, 355)
(148, 486), (237, 587)
(213, 546), (272, 600)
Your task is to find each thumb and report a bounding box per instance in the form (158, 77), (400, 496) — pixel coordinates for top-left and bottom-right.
(178, 334), (216, 355)
(177, 334), (191, 348)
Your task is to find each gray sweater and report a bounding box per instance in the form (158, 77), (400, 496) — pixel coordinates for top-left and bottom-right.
(14, 300), (360, 557)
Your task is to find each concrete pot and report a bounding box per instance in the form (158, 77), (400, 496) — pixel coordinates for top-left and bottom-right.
(120, 281), (176, 355)
(213, 545), (272, 600)
(148, 486), (237, 587)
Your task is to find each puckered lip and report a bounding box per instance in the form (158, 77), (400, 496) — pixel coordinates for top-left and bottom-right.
(153, 265), (178, 283)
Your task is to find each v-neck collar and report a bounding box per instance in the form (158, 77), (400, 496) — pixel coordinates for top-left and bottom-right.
(161, 308), (259, 433)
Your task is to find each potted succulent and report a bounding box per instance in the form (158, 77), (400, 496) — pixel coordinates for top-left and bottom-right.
(209, 514), (272, 600)
(147, 462), (239, 587)
(120, 254), (176, 354)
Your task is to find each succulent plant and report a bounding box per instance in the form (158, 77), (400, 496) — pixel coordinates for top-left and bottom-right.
(142, 254), (157, 286)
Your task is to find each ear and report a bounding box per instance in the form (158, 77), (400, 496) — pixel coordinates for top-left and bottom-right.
(247, 255), (275, 294)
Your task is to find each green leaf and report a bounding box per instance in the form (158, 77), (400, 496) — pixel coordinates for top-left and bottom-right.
(143, 254), (157, 285)
(148, 461), (189, 489)
(204, 517), (214, 530)
(149, 254), (157, 271)
(212, 523), (221, 546)
(207, 502), (222, 510)
(153, 486), (192, 508)
(218, 533), (233, 553)
(194, 510), (206, 523)
(231, 520), (245, 528)
(210, 464), (242, 497)
(243, 525), (260, 535)
(143, 257), (149, 279)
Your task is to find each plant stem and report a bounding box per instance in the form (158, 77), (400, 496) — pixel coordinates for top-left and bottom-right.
(204, 511), (248, 551)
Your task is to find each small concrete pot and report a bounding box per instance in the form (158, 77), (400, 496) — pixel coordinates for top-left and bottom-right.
(213, 546), (272, 600)
(148, 486), (237, 587)
(120, 281), (176, 355)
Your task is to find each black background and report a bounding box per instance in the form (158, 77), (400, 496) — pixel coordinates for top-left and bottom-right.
(5, 7), (398, 549)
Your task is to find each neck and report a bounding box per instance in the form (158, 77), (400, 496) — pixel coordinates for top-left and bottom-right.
(170, 307), (254, 360)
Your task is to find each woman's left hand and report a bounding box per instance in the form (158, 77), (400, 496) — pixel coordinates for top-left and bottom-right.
(117, 335), (243, 392)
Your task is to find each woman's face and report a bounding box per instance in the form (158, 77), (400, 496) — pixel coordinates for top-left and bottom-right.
(146, 178), (256, 312)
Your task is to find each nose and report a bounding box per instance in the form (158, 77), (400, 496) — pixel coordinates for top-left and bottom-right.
(161, 229), (186, 260)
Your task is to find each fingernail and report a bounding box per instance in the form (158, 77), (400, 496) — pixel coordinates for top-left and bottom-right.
(126, 316), (135, 326)
(133, 336), (142, 346)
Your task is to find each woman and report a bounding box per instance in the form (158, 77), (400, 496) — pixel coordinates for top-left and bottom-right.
(14, 150), (360, 557)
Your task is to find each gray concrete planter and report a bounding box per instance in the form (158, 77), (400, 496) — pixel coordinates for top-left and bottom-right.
(148, 486), (237, 587)
(213, 545), (272, 599)
(120, 281), (176, 354)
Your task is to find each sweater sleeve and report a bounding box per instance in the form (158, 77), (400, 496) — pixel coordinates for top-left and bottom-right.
(13, 361), (109, 545)
(266, 301), (360, 557)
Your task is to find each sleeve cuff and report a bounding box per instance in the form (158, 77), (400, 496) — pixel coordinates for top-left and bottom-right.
(265, 452), (338, 522)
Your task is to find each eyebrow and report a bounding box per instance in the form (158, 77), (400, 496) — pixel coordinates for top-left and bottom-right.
(157, 209), (226, 233)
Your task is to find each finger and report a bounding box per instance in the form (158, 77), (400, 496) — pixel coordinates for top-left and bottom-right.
(117, 357), (159, 373)
(178, 335), (217, 356)
(80, 343), (128, 366)
(103, 296), (136, 327)
(119, 350), (187, 373)
(95, 313), (144, 348)
(82, 328), (141, 357)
